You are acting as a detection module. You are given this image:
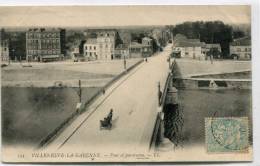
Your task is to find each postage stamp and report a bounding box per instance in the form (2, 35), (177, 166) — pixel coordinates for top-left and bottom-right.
(205, 117), (249, 153)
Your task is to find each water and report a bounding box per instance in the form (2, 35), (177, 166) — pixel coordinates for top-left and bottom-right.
(177, 89), (252, 146)
(1, 87), (100, 147)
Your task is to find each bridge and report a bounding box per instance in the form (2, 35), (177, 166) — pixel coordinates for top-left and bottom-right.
(44, 45), (174, 153)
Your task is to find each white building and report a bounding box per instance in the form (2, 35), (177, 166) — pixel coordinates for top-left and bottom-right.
(96, 31), (116, 60)
(83, 38), (98, 60)
(173, 40), (203, 59)
(230, 37), (251, 60)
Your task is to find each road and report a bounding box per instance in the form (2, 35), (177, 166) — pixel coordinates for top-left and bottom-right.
(46, 45), (172, 153)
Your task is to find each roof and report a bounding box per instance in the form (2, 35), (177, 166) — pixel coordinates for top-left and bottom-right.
(28, 28), (62, 32)
(174, 34), (187, 41)
(85, 38), (97, 44)
(175, 41), (202, 47)
(206, 43), (221, 48)
(142, 37), (153, 41)
(230, 37), (251, 46)
(130, 42), (143, 48)
(116, 44), (128, 49)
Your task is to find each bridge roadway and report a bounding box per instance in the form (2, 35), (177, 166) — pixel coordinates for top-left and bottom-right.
(46, 45), (172, 153)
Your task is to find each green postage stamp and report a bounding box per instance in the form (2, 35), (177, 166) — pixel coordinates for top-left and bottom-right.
(205, 117), (249, 153)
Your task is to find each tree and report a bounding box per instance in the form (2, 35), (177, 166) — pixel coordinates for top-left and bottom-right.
(171, 21), (233, 58)
(233, 30), (245, 39)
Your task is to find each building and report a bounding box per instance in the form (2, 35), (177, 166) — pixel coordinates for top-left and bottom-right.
(174, 41), (203, 59)
(96, 31), (116, 60)
(114, 44), (129, 59)
(172, 34), (222, 60)
(129, 42), (144, 58)
(26, 28), (66, 62)
(83, 38), (98, 60)
(230, 37), (251, 60)
(205, 43), (221, 52)
(68, 45), (80, 60)
(1, 39), (9, 62)
(142, 37), (153, 57)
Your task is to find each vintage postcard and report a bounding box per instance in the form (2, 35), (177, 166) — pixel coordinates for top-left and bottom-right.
(0, 5), (252, 162)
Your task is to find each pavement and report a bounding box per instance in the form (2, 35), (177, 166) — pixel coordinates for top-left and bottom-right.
(46, 45), (172, 153)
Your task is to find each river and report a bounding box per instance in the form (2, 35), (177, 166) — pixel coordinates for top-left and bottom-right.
(1, 87), (100, 147)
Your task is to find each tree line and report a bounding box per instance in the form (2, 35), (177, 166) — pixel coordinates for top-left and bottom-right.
(168, 21), (247, 58)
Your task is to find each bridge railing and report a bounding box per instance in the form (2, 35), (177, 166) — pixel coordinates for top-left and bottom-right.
(37, 59), (144, 149)
(159, 58), (176, 106)
(149, 58), (176, 150)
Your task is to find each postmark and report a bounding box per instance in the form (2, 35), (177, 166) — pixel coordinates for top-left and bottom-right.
(205, 117), (249, 153)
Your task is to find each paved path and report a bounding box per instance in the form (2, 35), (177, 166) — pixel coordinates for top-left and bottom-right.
(46, 45), (172, 152)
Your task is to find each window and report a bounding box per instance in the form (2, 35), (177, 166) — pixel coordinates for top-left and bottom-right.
(90, 46), (92, 50)
(94, 46), (96, 50)
(237, 48), (241, 52)
(85, 46), (88, 50)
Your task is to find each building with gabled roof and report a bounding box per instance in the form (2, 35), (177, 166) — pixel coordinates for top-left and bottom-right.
(114, 43), (129, 59)
(83, 38), (98, 60)
(230, 37), (251, 60)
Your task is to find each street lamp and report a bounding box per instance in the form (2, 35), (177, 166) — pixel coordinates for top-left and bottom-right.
(123, 55), (126, 70)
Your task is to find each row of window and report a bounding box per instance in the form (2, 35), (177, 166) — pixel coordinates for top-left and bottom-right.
(27, 50), (60, 55)
(27, 33), (60, 38)
(27, 39), (60, 44)
(27, 45), (60, 49)
(236, 47), (251, 52)
(85, 52), (97, 57)
(85, 46), (96, 50)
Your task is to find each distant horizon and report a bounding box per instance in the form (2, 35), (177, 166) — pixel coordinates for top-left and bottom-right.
(1, 22), (251, 32)
(0, 6), (251, 27)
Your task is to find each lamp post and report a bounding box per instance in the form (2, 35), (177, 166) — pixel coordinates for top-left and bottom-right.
(123, 55), (126, 70)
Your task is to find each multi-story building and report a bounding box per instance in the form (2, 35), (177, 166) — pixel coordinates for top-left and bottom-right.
(172, 34), (208, 59)
(26, 28), (65, 62)
(205, 43), (221, 53)
(230, 37), (251, 60)
(83, 38), (98, 60)
(173, 40), (203, 59)
(129, 42), (144, 58)
(114, 44), (129, 59)
(141, 37), (153, 57)
(129, 37), (154, 58)
(96, 31), (116, 60)
(1, 39), (9, 62)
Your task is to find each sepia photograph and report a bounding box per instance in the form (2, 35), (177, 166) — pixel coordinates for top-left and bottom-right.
(0, 5), (254, 162)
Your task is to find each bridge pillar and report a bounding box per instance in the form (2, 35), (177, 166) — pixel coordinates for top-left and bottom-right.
(166, 76), (178, 105)
(158, 111), (165, 143)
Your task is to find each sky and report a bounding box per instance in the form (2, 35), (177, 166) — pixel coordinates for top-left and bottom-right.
(0, 5), (251, 27)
